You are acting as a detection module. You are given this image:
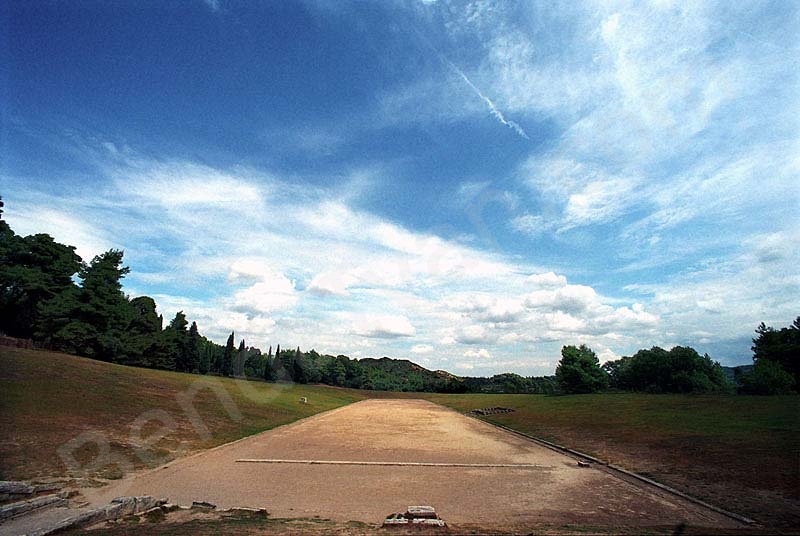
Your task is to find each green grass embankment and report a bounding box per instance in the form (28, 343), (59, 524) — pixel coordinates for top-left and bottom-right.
(0, 346), (364, 481)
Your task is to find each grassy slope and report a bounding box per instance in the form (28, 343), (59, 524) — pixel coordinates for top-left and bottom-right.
(0, 347), (364, 481)
(418, 392), (800, 526)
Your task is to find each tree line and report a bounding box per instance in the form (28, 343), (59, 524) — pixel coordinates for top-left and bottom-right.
(554, 318), (799, 395)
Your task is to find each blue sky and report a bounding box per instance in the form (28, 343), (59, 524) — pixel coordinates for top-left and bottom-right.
(1, 0), (798, 374)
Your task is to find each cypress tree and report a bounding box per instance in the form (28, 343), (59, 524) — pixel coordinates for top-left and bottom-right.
(168, 311), (190, 372)
(293, 346), (306, 383)
(236, 338), (246, 376)
(222, 332), (235, 377)
(187, 321), (200, 373)
(275, 344), (290, 381)
(263, 345), (274, 381)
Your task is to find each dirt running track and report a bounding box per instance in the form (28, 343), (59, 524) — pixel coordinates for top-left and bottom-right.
(83, 399), (742, 530)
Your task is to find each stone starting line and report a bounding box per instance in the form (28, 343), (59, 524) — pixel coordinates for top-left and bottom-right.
(235, 459), (548, 468)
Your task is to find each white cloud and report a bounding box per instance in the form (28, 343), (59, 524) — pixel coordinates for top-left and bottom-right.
(351, 314), (416, 339)
(5, 205), (114, 261)
(228, 259), (276, 283)
(563, 177), (638, 227)
(231, 280), (297, 315)
(411, 344), (434, 354)
(456, 324), (495, 345)
(449, 292), (524, 323)
(524, 284), (597, 314)
(115, 162), (264, 210)
(526, 272), (567, 288)
(463, 348), (492, 359)
(227, 261), (298, 315)
(306, 271), (359, 296)
(510, 214), (550, 237)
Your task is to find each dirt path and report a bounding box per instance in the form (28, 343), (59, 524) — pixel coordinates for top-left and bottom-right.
(81, 399), (743, 529)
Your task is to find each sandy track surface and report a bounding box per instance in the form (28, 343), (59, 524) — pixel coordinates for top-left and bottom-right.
(82, 399), (741, 529)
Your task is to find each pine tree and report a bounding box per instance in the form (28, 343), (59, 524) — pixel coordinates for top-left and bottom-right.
(0, 221), (82, 339)
(168, 311), (191, 372)
(555, 345), (608, 394)
(35, 250), (131, 361)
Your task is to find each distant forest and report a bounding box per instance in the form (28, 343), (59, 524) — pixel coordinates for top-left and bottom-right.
(1, 202), (797, 395)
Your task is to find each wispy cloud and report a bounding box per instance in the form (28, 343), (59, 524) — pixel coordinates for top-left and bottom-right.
(2, 146), (684, 373)
(4, 0), (795, 372)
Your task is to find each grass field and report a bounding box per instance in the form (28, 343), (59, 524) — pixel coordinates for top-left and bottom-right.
(0, 347), (364, 482)
(416, 392), (800, 526)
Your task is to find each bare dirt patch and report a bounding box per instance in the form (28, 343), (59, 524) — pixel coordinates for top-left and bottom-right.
(81, 399), (744, 532)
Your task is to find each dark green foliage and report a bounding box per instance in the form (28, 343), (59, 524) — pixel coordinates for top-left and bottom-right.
(604, 346), (731, 393)
(278, 344), (294, 379)
(121, 296), (163, 367)
(0, 224), (82, 338)
(323, 355), (346, 385)
(198, 337), (217, 375)
(292, 347), (307, 383)
(187, 321), (201, 373)
(36, 250), (133, 361)
(287, 347), (323, 384)
(555, 345), (608, 394)
(351, 357), (452, 391)
(460, 373), (556, 394)
(165, 311), (191, 372)
(262, 355), (274, 380)
(334, 355), (360, 387)
(270, 344), (292, 381)
(234, 338), (246, 376)
(241, 344), (263, 378)
(222, 332), (235, 377)
(738, 359), (795, 395)
(277, 345), (292, 381)
(33, 286), (85, 354)
(263, 351), (551, 393)
(751, 318), (799, 388)
(263, 345), (275, 381)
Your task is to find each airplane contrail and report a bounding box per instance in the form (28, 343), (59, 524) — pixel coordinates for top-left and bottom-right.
(448, 61), (529, 140)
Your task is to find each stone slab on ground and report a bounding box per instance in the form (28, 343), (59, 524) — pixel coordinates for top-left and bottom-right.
(0, 504), (88, 536)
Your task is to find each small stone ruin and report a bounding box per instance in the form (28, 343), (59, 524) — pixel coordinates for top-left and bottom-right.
(383, 505), (446, 527)
(469, 406), (515, 416)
